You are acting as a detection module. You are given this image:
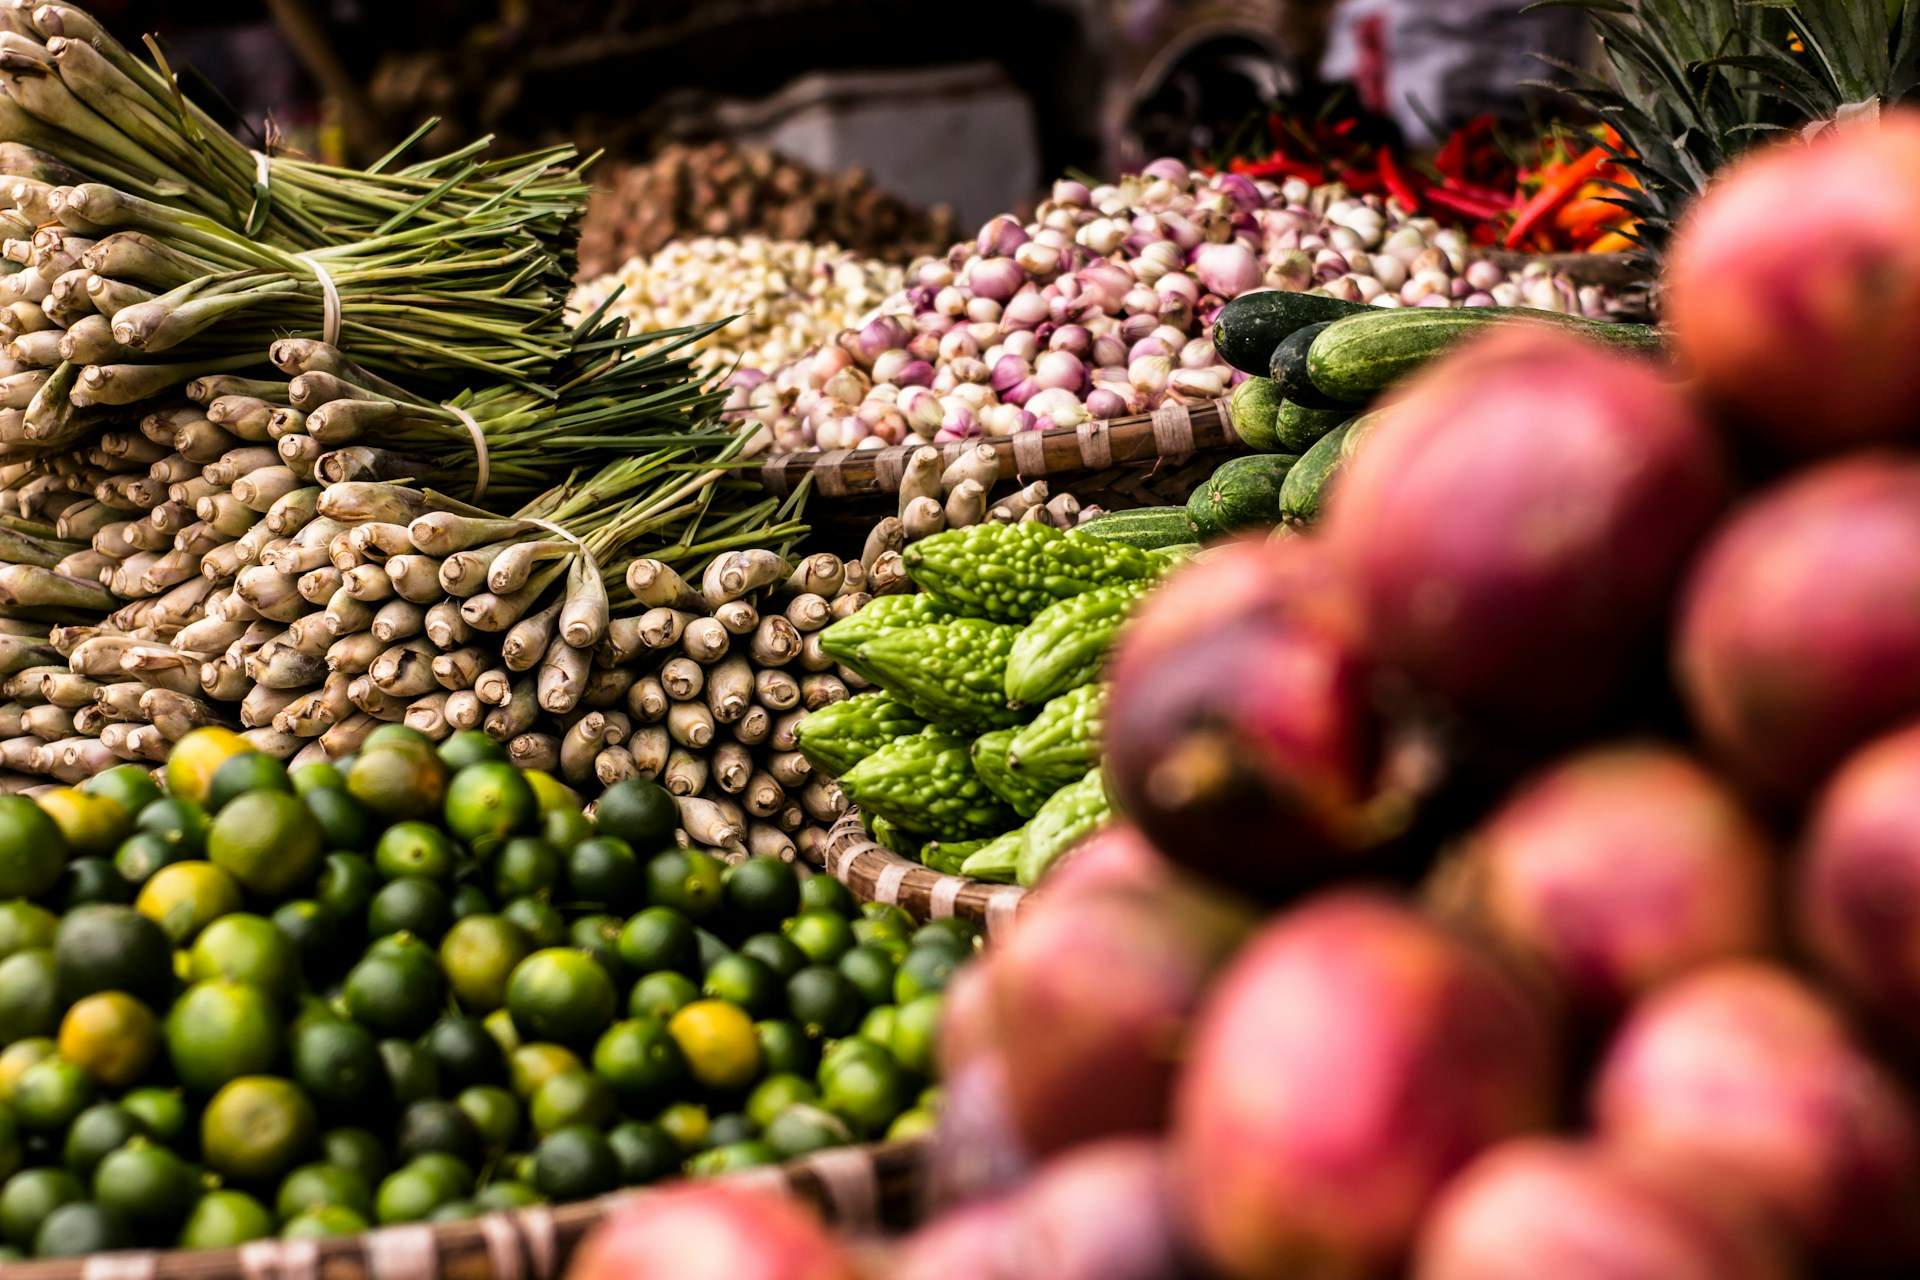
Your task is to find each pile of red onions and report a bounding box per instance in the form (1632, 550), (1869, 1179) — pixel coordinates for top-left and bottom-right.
(724, 160), (1607, 453)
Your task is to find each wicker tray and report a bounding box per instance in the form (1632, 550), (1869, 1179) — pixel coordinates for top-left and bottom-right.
(823, 810), (1030, 939)
(0, 1140), (928, 1280)
(760, 399), (1240, 503)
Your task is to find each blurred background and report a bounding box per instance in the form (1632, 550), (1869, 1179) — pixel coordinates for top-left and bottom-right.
(89, 0), (1595, 272)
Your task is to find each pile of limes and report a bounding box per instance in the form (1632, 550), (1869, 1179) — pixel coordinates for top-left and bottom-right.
(0, 725), (969, 1258)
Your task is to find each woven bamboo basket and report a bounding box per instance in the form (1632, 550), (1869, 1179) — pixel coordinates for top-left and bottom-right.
(759, 398), (1241, 506)
(1, 1140), (928, 1280)
(823, 810), (1030, 939)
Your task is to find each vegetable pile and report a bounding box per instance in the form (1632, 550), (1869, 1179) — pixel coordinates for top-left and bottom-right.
(732, 161), (1609, 454)
(0, 728), (966, 1257)
(568, 107), (1920, 1280)
(796, 521), (1174, 886)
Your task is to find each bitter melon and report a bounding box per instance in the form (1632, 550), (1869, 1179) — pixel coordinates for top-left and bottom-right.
(853, 618), (1025, 731)
(1005, 682), (1106, 790)
(958, 827), (1024, 884)
(839, 729), (1014, 840)
(902, 522), (1167, 623)
(1004, 581), (1147, 707)
(817, 594), (954, 680)
(1017, 767), (1112, 885)
(793, 691), (928, 779)
(970, 727), (1057, 819)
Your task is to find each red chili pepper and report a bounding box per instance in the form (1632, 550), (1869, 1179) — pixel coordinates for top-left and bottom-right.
(1505, 146), (1610, 249)
(1423, 185), (1511, 222)
(1376, 148), (1422, 211)
(1440, 178), (1516, 208)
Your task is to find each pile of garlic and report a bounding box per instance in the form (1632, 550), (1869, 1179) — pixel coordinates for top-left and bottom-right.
(569, 236), (906, 378)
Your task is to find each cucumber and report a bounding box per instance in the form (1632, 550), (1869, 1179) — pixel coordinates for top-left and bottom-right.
(1227, 376), (1284, 451)
(1277, 423), (1349, 527)
(1212, 290), (1369, 375)
(1075, 507), (1195, 550)
(1269, 322), (1353, 409)
(1273, 399), (1350, 453)
(1189, 453), (1299, 540)
(1306, 307), (1664, 402)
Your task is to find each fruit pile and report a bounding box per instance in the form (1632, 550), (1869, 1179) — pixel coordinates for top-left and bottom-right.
(0, 726), (965, 1258)
(795, 521), (1177, 885)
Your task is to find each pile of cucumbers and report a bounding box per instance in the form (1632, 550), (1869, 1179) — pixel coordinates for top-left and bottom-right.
(0, 727), (966, 1258)
(1080, 292), (1663, 548)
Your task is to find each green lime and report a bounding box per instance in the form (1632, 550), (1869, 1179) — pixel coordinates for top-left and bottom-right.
(0, 902), (54, 961)
(606, 1121), (679, 1186)
(787, 966), (864, 1040)
(374, 1167), (445, 1224)
(896, 946), (959, 1003)
(368, 876), (451, 942)
(820, 1036), (892, 1079)
(506, 949), (616, 1046)
(568, 914), (626, 977)
(114, 833), (186, 887)
(594, 779), (676, 850)
(746, 1074), (818, 1131)
(645, 848), (725, 919)
(58, 991), (160, 1088)
(450, 885), (490, 919)
(667, 1000), (761, 1092)
(784, 910), (856, 964)
(440, 915), (531, 1013)
(291, 1018), (382, 1110)
(189, 913), (298, 1004)
(0, 950), (58, 1043)
(38, 789), (132, 859)
(886, 1108), (937, 1141)
(709, 1111), (755, 1148)
(281, 1204), (368, 1239)
(119, 1089), (187, 1148)
(822, 1050), (911, 1138)
(137, 860), (240, 944)
(396, 1100), (480, 1163)
(591, 1017), (685, 1101)
(694, 927), (731, 972)
(740, 932), (809, 980)
(473, 1181), (541, 1212)
(201, 1076), (316, 1182)
(206, 752), (292, 813)
(343, 950), (443, 1036)
(836, 945), (898, 1008)
(270, 900), (338, 970)
(501, 896), (565, 949)
(315, 853), (379, 919)
(725, 857), (800, 927)
(529, 1126), (617, 1201)
(374, 822), (459, 882)
(405, 1153), (475, 1202)
(891, 994), (942, 1076)
(321, 1129), (388, 1186)
(93, 1140), (198, 1230)
(523, 771), (578, 816)
(911, 919), (978, 952)
(423, 1016), (504, 1090)
(797, 874), (856, 918)
(567, 837), (643, 912)
(430, 1200), (475, 1223)
(764, 1104), (853, 1159)
(135, 797), (209, 858)
(276, 1163), (374, 1221)
(541, 807), (591, 853)
(178, 1189), (274, 1248)
(850, 919), (910, 963)
(529, 1069), (615, 1136)
(304, 789), (371, 853)
(364, 725), (432, 753)
(507, 1044), (582, 1100)
(166, 980), (282, 1094)
(81, 766), (163, 821)
(55, 857), (131, 909)
(12, 1059), (94, 1132)
(0, 1168), (80, 1247)
(754, 1020), (816, 1076)
(655, 1101), (709, 1153)
(438, 732), (505, 771)
(290, 762), (345, 796)
(861, 902), (916, 929)
(617, 908), (698, 977)
(0, 1040), (53, 1103)
(33, 1200), (132, 1257)
(628, 971), (699, 1020)
(444, 763), (536, 857)
(61, 1103), (142, 1177)
(454, 1086), (520, 1151)
(857, 1005), (898, 1049)
(493, 837), (562, 899)
(0, 796), (65, 899)
(702, 953), (781, 1018)
(346, 744), (448, 822)
(56, 903), (173, 1005)
(686, 1140), (776, 1177)
(164, 728), (250, 806)
(208, 791), (323, 899)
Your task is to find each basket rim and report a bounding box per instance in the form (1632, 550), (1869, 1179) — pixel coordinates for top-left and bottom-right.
(0, 1137), (929, 1280)
(824, 809), (1029, 938)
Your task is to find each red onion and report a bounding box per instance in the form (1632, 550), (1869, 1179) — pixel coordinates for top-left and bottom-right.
(935, 405), (979, 442)
(967, 257), (1023, 303)
(1128, 356), (1171, 395)
(1076, 262), (1133, 312)
(977, 214), (1029, 259)
(1026, 387), (1086, 429)
(965, 295), (1002, 324)
(1212, 171), (1263, 211)
(913, 261), (952, 288)
(1048, 324), (1090, 356)
(1000, 330), (1040, 362)
(897, 386), (942, 433)
(1003, 288), (1049, 329)
(1123, 285), (1158, 315)
(1141, 157), (1189, 183)
(722, 368), (766, 391)
(869, 349), (911, 384)
(1177, 337), (1214, 370)
(893, 359), (933, 388)
(934, 285), (965, 316)
(844, 315), (908, 366)
(1193, 241), (1259, 296)
(1119, 313), (1158, 343)
(1033, 350), (1086, 393)
(807, 345), (851, 387)
(1160, 211), (1203, 250)
(937, 328), (979, 363)
(1090, 334), (1126, 367)
(1051, 177), (1091, 206)
(820, 366), (869, 405)
(1085, 387), (1127, 420)
(964, 321), (999, 347)
(1015, 242), (1062, 278)
(990, 354), (1030, 396)
(1155, 272), (1197, 306)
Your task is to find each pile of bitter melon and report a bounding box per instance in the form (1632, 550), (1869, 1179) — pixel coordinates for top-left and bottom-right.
(790, 522), (1177, 886)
